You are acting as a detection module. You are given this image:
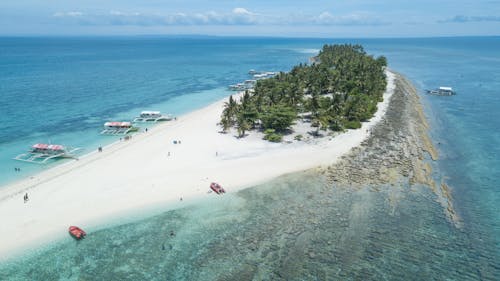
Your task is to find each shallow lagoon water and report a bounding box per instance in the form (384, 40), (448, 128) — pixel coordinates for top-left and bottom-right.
(1, 172), (496, 280)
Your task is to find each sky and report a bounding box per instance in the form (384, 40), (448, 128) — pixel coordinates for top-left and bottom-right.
(0, 0), (499, 37)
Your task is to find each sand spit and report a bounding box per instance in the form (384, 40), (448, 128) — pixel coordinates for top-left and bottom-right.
(323, 73), (461, 227)
(0, 71), (395, 260)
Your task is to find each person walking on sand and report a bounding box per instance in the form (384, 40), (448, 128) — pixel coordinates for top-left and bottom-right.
(23, 193), (28, 203)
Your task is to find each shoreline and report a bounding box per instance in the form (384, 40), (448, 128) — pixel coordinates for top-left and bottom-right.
(0, 71), (395, 261)
(323, 72), (460, 227)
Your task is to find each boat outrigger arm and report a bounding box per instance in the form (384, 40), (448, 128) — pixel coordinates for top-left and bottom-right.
(13, 147), (81, 164)
(100, 127), (137, 135)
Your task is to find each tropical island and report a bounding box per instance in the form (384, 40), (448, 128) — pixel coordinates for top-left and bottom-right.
(0, 40), (468, 280)
(220, 44), (388, 141)
(0, 44), (397, 264)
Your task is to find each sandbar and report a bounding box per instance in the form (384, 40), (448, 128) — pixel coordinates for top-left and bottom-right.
(0, 71), (395, 260)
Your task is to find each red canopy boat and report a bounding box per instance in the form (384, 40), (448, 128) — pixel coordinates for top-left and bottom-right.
(210, 182), (226, 195)
(68, 226), (86, 240)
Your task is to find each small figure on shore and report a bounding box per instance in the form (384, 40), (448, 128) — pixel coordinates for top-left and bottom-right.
(98, 146), (103, 152)
(168, 151), (171, 156)
(178, 140), (181, 144)
(23, 193), (28, 203)
(215, 151), (218, 157)
(145, 128), (148, 132)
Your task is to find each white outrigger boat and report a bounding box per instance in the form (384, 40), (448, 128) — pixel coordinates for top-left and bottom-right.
(100, 122), (139, 135)
(14, 143), (81, 164)
(426, 87), (455, 96)
(253, 71), (276, 79)
(228, 83), (248, 91)
(133, 111), (173, 122)
(228, 80), (257, 91)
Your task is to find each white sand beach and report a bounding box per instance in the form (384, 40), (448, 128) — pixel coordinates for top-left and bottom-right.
(0, 71), (395, 260)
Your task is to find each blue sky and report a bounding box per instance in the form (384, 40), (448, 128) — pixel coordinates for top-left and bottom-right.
(1, 0), (499, 37)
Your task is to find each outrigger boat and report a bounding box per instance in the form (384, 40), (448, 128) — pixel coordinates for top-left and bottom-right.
(248, 70), (276, 77)
(228, 80), (257, 91)
(253, 71), (276, 80)
(68, 226), (86, 240)
(426, 87), (455, 96)
(229, 71), (275, 91)
(210, 182), (226, 195)
(228, 83), (248, 91)
(133, 111), (173, 123)
(14, 143), (80, 164)
(100, 121), (139, 135)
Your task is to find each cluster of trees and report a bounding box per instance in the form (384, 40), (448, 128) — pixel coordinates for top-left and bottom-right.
(220, 44), (387, 141)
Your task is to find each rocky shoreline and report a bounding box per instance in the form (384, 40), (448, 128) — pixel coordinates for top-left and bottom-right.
(322, 73), (461, 227)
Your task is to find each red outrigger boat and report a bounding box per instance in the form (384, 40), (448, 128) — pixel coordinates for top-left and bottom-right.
(210, 182), (226, 195)
(68, 226), (87, 240)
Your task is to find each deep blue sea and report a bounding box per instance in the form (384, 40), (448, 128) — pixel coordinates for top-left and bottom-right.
(0, 36), (499, 280)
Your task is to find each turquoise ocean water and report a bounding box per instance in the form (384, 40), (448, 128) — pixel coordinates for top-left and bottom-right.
(0, 37), (499, 280)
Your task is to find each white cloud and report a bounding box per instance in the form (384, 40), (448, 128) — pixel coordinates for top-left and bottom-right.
(442, 15), (500, 23)
(316, 11), (388, 26)
(51, 9), (389, 27)
(53, 8), (260, 26)
(233, 8), (253, 15)
(53, 11), (84, 17)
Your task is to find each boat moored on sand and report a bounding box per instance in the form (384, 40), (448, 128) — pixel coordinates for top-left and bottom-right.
(13, 143), (80, 164)
(68, 226), (86, 240)
(100, 121), (139, 135)
(210, 182), (226, 194)
(133, 111), (173, 122)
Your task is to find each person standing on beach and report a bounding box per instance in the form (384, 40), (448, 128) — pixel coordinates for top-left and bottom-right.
(23, 193), (28, 203)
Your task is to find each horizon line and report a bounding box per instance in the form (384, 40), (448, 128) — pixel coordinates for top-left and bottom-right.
(0, 34), (499, 40)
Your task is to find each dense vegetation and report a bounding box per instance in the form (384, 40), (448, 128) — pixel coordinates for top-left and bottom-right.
(220, 44), (387, 141)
